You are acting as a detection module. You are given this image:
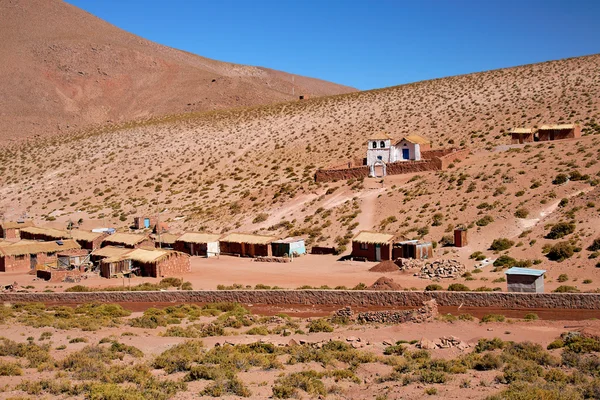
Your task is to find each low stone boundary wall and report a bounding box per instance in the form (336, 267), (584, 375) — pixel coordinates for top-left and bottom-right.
(1, 290), (600, 310)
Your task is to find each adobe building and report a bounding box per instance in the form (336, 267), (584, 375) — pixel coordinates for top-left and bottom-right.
(351, 231), (395, 262)
(537, 124), (581, 142)
(100, 248), (190, 278)
(453, 228), (468, 248)
(90, 246), (134, 266)
(133, 216), (157, 230)
(271, 237), (306, 257)
(0, 239), (82, 272)
(70, 230), (108, 251)
(393, 240), (433, 260)
(174, 233), (221, 257)
(505, 267), (545, 293)
(219, 233), (277, 257)
(20, 226), (70, 241)
(153, 233), (178, 250)
(510, 128), (536, 144)
(101, 232), (154, 249)
(0, 220), (34, 240)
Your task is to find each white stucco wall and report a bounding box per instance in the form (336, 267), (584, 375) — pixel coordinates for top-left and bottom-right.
(394, 140), (421, 161)
(366, 139), (392, 166)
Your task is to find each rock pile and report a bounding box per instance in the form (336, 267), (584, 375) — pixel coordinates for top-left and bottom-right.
(396, 258), (425, 270)
(355, 299), (439, 324)
(417, 259), (465, 279)
(253, 256), (291, 263)
(368, 276), (402, 291)
(417, 335), (470, 350)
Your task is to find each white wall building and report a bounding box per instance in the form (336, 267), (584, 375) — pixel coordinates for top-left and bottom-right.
(367, 134), (431, 177)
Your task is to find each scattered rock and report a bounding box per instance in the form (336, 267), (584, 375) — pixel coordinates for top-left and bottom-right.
(418, 338), (437, 350)
(346, 336), (360, 342)
(354, 299), (439, 324)
(417, 259), (466, 279)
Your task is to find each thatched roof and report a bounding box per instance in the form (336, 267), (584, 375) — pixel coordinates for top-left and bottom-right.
(0, 220), (34, 230)
(510, 127), (535, 134)
(71, 230), (106, 242)
(91, 246), (133, 259)
(273, 237), (305, 244)
(176, 232), (221, 244)
(101, 248), (186, 264)
(538, 124), (576, 131)
(398, 135), (431, 145)
(369, 132), (394, 141)
(154, 233), (179, 245)
(220, 233), (277, 245)
(20, 226), (70, 239)
(102, 232), (149, 246)
(0, 239), (81, 257)
(352, 231), (395, 244)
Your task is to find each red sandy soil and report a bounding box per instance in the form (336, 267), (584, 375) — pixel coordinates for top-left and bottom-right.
(0, 0), (355, 142)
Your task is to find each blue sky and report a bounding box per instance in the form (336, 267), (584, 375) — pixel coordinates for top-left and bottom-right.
(66, 0), (600, 90)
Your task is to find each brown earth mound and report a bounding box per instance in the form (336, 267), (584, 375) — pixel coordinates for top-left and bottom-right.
(368, 276), (402, 291)
(369, 260), (400, 273)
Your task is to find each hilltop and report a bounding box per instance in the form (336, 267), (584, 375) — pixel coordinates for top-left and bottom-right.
(1, 53), (600, 290)
(0, 0), (355, 142)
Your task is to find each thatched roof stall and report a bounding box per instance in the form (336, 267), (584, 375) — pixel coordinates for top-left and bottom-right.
(352, 231), (395, 244)
(101, 232), (154, 249)
(174, 233), (221, 256)
(20, 226), (70, 241)
(351, 231), (396, 262)
(100, 248), (190, 278)
(71, 230), (107, 250)
(0, 239), (81, 257)
(219, 233), (277, 257)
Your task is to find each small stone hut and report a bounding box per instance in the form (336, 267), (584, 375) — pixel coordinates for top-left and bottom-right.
(133, 216), (157, 230)
(0, 220), (34, 240)
(174, 233), (221, 257)
(70, 230), (107, 251)
(20, 226), (70, 241)
(0, 240), (82, 272)
(510, 128), (536, 144)
(219, 233), (277, 257)
(505, 267), (546, 293)
(537, 124), (581, 142)
(101, 232), (154, 249)
(271, 237), (306, 257)
(100, 248), (190, 278)
(351, 231), (396, 262)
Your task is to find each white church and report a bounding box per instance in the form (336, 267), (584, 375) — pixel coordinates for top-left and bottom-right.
(366, 133), (431, 177)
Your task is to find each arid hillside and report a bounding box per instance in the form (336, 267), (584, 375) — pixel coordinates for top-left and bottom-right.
(0, 0), (355, 142)
(1, 54), (600, 290)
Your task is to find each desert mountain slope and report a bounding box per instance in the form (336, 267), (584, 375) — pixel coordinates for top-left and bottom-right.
(0, 0), (355, 142)
(1, 54), (600, 289)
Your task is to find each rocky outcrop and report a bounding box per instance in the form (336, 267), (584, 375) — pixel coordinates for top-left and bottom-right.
(418, 259), (466, 279)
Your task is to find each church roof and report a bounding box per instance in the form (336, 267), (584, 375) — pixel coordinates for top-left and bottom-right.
(369, 132), (394, 141)
(397, 135), (431, 145)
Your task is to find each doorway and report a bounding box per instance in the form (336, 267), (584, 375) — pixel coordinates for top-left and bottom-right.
(375, 244), (381, 261)
(30, 254), (37, 269)
(402, 148), (410, 160)
(144, 218), (150, 228)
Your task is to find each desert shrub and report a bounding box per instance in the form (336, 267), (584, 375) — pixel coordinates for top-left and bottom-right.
(503, 341), (557, 366)
(202, 376), (251, 397)
(490, 238), (515, 251)
(425, 284), (443, 291)
(418, 369), (448, 384)
(547, 242), (575, 261)
(273, 370), (326, 398)
(480, 314), (505, 323)
(0, 360), (22, 376)
(308, 319), (333, 333)
(523, 313), (539, 321)
(493, 255), (516, 268)
(252, 213), (269, 224)
(588, 238), (600, 252)
(458, 314), (474, 321)
(557, 274), (569, 282)
(475, 338), (505, 353)
(470, 251), (486, 261)
(473, 353), (503, 371)
(514, 208), (529, 218)
(246, 326), (270, 335)
(439, 235), (454, 246)
(476, 215), (494, 226)
(494, 381), (581, 400)
(383, 344), (406, 355)
(546, 222), (576, 239)
(447, 283), (469, 291)
(552, 174), (568, 185)
(0, 337), (53, 369)
(553, 285), (580, 293)
(153, 340), (204, 373)
(497, 359), (544, 384)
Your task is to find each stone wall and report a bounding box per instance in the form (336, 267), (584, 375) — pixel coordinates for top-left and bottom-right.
(437, 148), (470, 169)
(314, 166), (370, 183)
(386, 159), (441, 175)
(2, 290), (600, 310)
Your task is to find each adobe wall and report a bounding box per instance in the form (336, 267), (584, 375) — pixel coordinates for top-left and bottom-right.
(155, 254), (191, 277)
(36, 269), (82, 282)
(351, 242), (391, 261)
(3, 290), (600, 310)
(315, 166), (370, 183)
(437, 148), (470, 169)
(386, 159), (441, 175)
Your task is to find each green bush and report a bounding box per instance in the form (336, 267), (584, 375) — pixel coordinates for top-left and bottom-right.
(307, 319), (333, 333)
(480, 314), (506, 323)
(587, 238), (600, 252)
(475, 337), (504, 352)
(272, 371), (326, 398)
(0, 360), (23, 376)
(547, 242), (575, 261)
(514, 208), (530, 218)
(557, 274), (569, 282)
(553, 285), (579, 293)
(447, 283), (470, 292)
(553, 174), (568, 185)
(546, 222), (576, 239)
(425, 284), (443, 291)
(476, 215), (494, 226)
(490, 238), (515, 251)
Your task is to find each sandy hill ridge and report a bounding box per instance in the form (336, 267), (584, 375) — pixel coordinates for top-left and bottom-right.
(0, 0), (356, 142)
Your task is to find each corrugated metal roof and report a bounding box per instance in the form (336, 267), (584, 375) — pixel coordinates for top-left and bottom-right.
(538, 124), (575, 130)
(20, 226), (70, 239)
(505, 267), (546, 276)
(353, 231), (395, 244)
(102, 232), (149, 246)
(220, 233), (277, 245)
(399, 135), (431, 145)
(176, 232), (221, 244)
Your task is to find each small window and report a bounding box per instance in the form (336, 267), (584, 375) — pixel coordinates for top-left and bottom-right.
(372, 141), (377, 149)
(360, 243), (368, 250)
(377, 156), (382, 160)
(380, 141), (385, 148)
(15, 255), (25, 261)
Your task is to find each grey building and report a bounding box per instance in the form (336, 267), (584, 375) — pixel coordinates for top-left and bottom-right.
(505, 267), (546, 293)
